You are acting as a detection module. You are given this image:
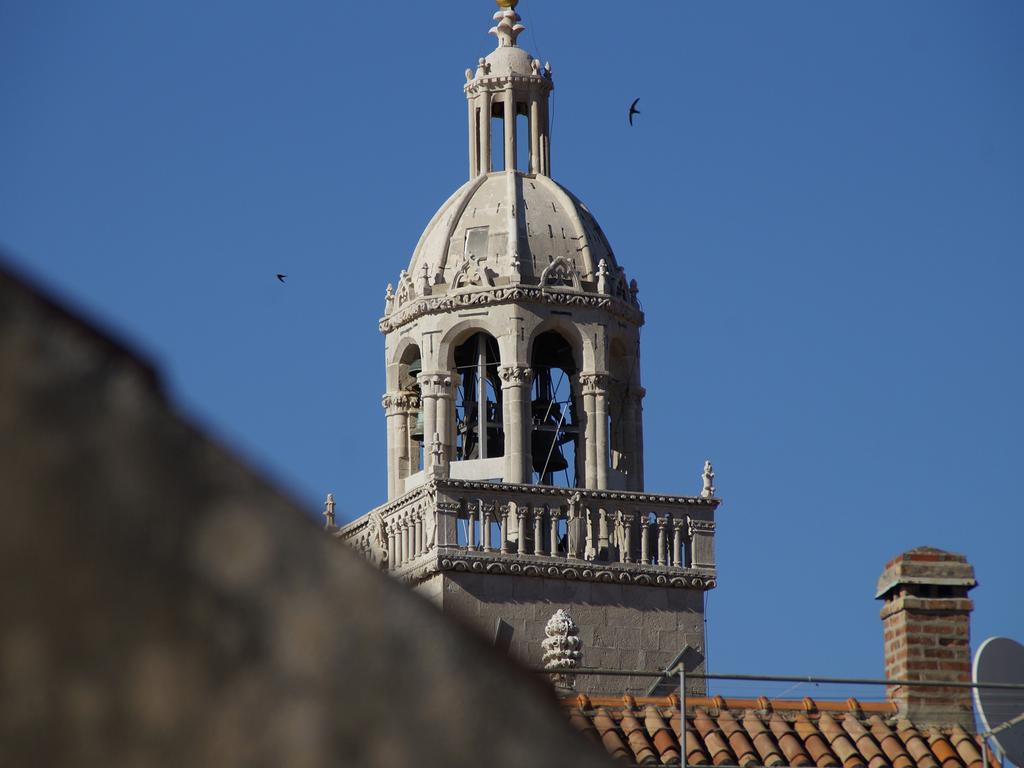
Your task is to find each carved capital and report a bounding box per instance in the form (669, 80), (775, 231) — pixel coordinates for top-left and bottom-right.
(579, 372), (611, 396)
(671, 517), (686, 532)
(382, 391), (421, 413)
(498, 365), (534, 387)
(417, 372), (453, 397)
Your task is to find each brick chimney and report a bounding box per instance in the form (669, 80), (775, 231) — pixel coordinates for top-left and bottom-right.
(876, 547), (977, 727)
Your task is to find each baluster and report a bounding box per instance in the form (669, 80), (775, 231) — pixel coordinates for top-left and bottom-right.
(483, 504), (494, 552)
(387, 524), (397, 569)
(672, 517), (684, 567)
(500, 504), (510, 554)
(640, 515), (650, 564)
(598, 508), (609, 561)
(656, 516), (667, 566)
(584, 508), (595, 560)
(467, 503), (476, 550)
(623, 513), (634, 564)
(549, 506), (559, 556)
(517, 504), (528, 555)
(533, 506), (544, 555)
(414, 512), (423, 558)
(401, 517), (410, 564)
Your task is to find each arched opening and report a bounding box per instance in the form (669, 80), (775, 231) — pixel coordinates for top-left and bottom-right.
(398, 345), (424, 474)
(454, 332), (504, 461)
(530, 330), (580, 486)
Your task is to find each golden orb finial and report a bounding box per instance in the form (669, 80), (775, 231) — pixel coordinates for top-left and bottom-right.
(496, 0), (518, 8)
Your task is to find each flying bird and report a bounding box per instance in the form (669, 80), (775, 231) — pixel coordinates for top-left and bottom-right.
(276, 274), (287, 283)
(628, 98), (641, 126)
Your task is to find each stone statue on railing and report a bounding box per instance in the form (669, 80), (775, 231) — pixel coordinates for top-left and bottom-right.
(701, 460), (716, 498)
(323, 493), (337, 530)
(542, 608), (581, 690)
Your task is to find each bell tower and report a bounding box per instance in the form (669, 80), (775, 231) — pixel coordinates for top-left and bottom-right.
(341, 2), (718, 694)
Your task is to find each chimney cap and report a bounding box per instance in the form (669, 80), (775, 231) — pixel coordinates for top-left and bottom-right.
(875, 546), (977, 600)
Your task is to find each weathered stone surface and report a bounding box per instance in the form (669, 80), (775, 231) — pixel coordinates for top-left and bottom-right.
(0, 262), (612, 768)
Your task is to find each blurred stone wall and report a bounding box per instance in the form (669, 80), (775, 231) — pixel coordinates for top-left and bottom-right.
(0, 260), (611, 768)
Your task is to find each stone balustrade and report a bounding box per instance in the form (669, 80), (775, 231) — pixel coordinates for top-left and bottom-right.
(338, 479), (718, 590)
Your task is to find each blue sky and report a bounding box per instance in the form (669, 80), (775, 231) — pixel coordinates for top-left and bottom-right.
(2, 0), (1021, 692)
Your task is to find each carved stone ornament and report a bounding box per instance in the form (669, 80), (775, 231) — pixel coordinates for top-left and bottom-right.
(417, 373), (453, 397)
(540, 255), (582, 291)
(367, 510), (389, 569)
(498, 365), (534, 387)
(384, 283), (394, 315)
(394, 269), (415, 307)
(542, 608), (581, 689)
(450, 252), (494, 290)
(688, 518), (716, 536)
(489, 8), (525, 48)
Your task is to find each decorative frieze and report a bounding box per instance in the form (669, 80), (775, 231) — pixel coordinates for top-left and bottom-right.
(379, 284), (643, 334)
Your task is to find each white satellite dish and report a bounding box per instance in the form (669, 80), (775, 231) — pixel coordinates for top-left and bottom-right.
(973, 637), (1024, 767)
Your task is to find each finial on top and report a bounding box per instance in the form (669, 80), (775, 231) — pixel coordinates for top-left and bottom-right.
(701, 460), (716, 499)
(489, 5), (525, 48)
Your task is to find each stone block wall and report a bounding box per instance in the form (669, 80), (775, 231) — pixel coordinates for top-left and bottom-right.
(424, 573), (706, 696)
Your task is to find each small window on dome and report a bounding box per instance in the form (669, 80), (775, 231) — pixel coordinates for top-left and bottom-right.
(464, 227), (489, 259)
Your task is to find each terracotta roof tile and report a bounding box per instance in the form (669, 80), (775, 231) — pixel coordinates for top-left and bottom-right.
(794, 713), (839, 767)
(621, 699), (659, 765)
(841, 711), (888, 768)
(695, 706), (738, 766)
(769, 711), (814, 767)
(718, 705), (761, 766)
(927, 729), (964, 768)
(948, 725), (982, 768)
(744, 709), (789, 767)
(593, 705), (631, 761)
(644, 704), (681, 764)
(869, 714), (916, 768)
(820, 711), (866, 768)
(898, 719), (941, 768)
(558, 695), (998, 768)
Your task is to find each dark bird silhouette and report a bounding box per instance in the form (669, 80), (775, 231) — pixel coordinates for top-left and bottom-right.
(276, 274), (287, 283)
(628, 98), (641, 126)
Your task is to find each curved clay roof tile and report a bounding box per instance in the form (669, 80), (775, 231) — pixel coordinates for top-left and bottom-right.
(717, 707), (760, 767)
(620, 709), (658, 765)
(694, 707), (738, 766)
(592, 706), (630, 762)
(742, 710), (787, 767)
(643, 705), (680, 764)
(927, 729), (965, 768)
(841, 713), (889, 768)
(948, 725), (982, 768)
(819, 712), (866, 768)
(794, 713), (840, 768)
(896, 720), (940, 768)
(768, 712), (814, 767)
(868, 715), (915, 768)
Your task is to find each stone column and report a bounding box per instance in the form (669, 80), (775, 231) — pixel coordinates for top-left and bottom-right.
(503, 87), (516, 171)
(529, 96), (540, 174)
(500, 365), (534, 484)
(480, 91), (492, 173)
(418, 372), (452, 473)
(581, 374), (610, 489)
(468, 97), (478, 177)
(580, 376), (597, 488)
(672, 518), (684, 568)
(383, 392), (419, 499)
(382, 394), (400, 500)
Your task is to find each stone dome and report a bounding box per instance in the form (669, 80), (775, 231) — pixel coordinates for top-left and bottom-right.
(406, 171), (627, 296)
